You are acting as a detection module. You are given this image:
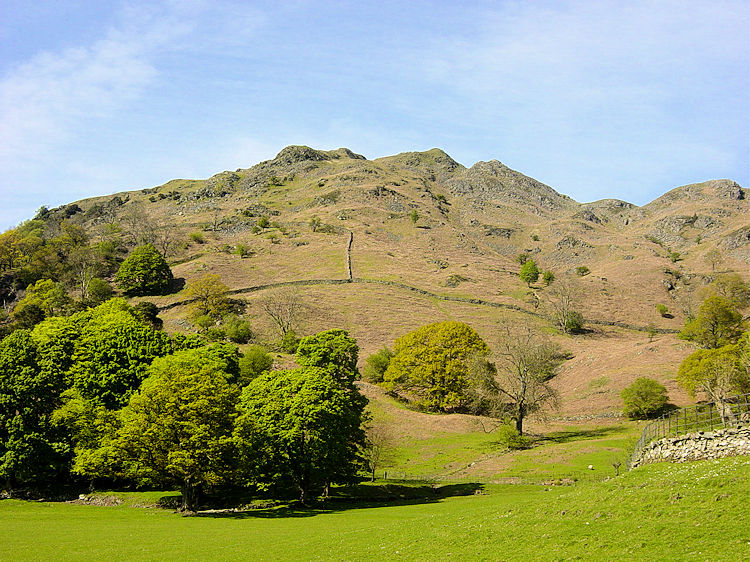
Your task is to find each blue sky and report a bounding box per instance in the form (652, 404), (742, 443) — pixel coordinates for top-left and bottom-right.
(1, 0), (748, 230)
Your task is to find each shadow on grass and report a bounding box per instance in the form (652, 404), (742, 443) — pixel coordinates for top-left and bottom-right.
(195, 482), (485, 519)
(534, 425), (628, 445)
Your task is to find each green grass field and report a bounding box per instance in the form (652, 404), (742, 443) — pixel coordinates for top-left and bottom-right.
(2, 456), (748, 560)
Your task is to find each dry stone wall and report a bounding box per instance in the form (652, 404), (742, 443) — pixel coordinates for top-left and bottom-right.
(631, 427), (750, 468)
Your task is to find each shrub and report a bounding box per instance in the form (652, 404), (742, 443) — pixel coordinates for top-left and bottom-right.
(238, 345), (273, 384)
(519, 259), (540, 286)
(669, 251), (681, 263)
(565, 311), (585, 333)
(362, 347), (394, 383)
(235, 244), (251, 258)
(224, 314), (252, 343)
(621, 377), (669, 419)
(87, 278), (113, 306)
(655, 303), (669, 317)
(575, 266), (590, 277)
(531, 234), (540, 241)
(280, 330), (300, 354)
(516, 253), (530, 265)
(257, 216), (270, 229)
(495, 424), (532, 450)
(409, 209), (419, 224)
(542, 271), (555, 286)
(189, 232), (205, 244)
(204, 326), (226, 342)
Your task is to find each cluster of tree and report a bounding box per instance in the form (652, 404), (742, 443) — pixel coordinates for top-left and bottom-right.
(0, 297), (367, 511)
(0, 203), (179, 338)
(373, 320), (567, 434)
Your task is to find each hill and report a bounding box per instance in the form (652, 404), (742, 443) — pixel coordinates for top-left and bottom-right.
(6, 145), (749, 416)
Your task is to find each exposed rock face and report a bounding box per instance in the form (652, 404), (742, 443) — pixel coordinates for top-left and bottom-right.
(631, 427), (750, 468)
(446, 160), (575, 212)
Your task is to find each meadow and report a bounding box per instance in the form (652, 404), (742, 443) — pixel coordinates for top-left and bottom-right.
(2, 456), (748, 560)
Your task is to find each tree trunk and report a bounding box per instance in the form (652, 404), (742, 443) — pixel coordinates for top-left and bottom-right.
(515, 414), (524, 435)
(180, 482), (200, 513)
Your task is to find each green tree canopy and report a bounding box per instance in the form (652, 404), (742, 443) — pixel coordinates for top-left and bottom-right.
(296, 329), (359, 385)
(67, 300), (172, 409)
(182, 273), (231, 319)
(115, 244), (173, 296)
(383, 321), (489, 411)
(621, 377), (669, 419)
(519, 259), (540, 286)
(107, 351), (239, 511)
(238, 345), (274, 385)
(235, 367), (367, 504)
(679, 295), (745, 349)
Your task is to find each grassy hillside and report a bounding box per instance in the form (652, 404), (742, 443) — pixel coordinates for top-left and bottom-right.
(2, 456), (748, 560)
(9, 145), (749, 416)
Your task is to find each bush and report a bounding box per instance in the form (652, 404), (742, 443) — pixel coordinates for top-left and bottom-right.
(495, 424), (532, 450)
(280, 330), (300, 354)
(224, 314), (252, 343)
(575, 266), (590, 277)
(189, 232), (205, 244)
(516, 253), (530, 265)
(519, 259), (540, 286)
(669, 251), (681, 263)
(531, 234), (540, 241)
(621, 377), (668, 419)
(542, 271), (555, 286)
(565, 311), (585, 333)
(257, 216), (270, 229)
(87, 278), (113, 306)
(235, 244), (251, 258)
(204, 326), (226, 342)
(238, 345), (273, 384)
(362, 347), (394, 383)
(655, 303), (669, 317)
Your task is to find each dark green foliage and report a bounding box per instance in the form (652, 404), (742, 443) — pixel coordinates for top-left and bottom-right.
(516, 253), (530, 265)
(384, 321), (489, 411)
(11, 303), (45, 329)
(575, 266), (590, 277)
(238, 345), (274, 385)
(362, 348), (394, 383)
(235, 367), (367, 504)
(669, 251), (681, 263)
(0, 330), (69, 488)
(115, 244), (173, 296)
(519, 259), (540, 286)
(296, 329), (359, 385)
(257, 216), (270, 229)
(542, 271), (555, 286)
(409, 209), (419, 224)
(621, 377), (669, 419)
(133, 301), (162, 330)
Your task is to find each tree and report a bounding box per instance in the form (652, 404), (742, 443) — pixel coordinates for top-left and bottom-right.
(363, 424), (394, 481)
(519, 259), (540, 287)
(704, 273), (750, 310)
(362, 347), (393, 383)
(409, 209), (419, 224)
(383, 321), (489, 411)
(704, 248), (724, 272)
(14, 279), (70, 318)
(470, 326), (564, 434)
(296, 329), (359, 385)
(87, 278), (113, 307)
(115, 244), (173, 296)
(679, 295), (744, 349)
(0, 330), (69, 490)
(656, 303), (670, 317)
(545, 278), (585, 334)
(106, 351), (240, 512)
(542, 271), (555, 286)
(223, 314), (252, 343)
(259, 287), (304, 336)
(309, 216), (322, 232)
(182, 274), (231, 319)
(68, 300), (172, 409)
(235, 367), (367, 504)
(621, 378), (669, 419)
(677, 336), (750, 423)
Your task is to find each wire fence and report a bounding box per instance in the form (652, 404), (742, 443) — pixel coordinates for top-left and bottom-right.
(630, 393), (750, 466)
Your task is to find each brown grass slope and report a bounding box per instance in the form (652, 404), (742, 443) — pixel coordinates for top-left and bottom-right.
(60, 146), (748, 415)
